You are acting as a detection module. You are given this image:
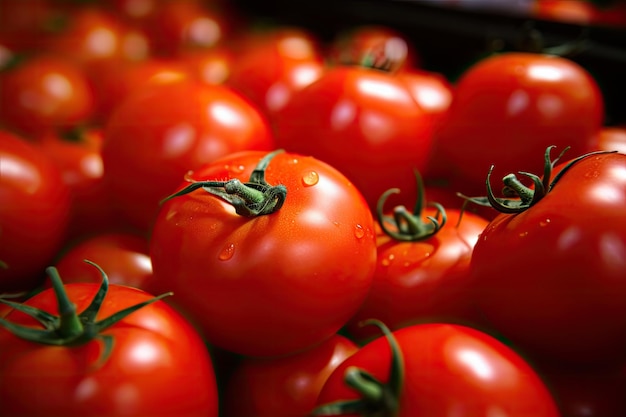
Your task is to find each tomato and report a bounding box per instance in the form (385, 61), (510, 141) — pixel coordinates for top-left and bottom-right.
(598, 125), (626, 154)
(53, 232), (153, 290)
(273, 65), (438, 210)
(314, 322), (560, 416)
(143, 0), (231, 56)
(345, 175), (489, 342)
(102, 75), (274, 234)
(181, 45), (235, 86)
(0, 54), (96, 139)
(430, 52), (603, 198)
(469, 149), (626, 366)
(0, 262), (218, 417)
(46, 6), (150, 68)
(0, 130), (71, 293)
(90, 57), (190, 123)
(327, 24), (419, 72)
(222, 334), (359, 417)
(148, 149), (377, 357)
(37, 127), (122, 239)
(226, 27), (326, 117)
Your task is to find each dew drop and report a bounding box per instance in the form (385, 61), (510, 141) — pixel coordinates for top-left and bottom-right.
(381, 258), (391, 266)
(230, 164), (245, 174)
(354, 224), (365, 239)
(540, 219), (551, 227)
(301, 170), (319, 186)
(218, 243), (235, 261)
(519, 231), (528, 238)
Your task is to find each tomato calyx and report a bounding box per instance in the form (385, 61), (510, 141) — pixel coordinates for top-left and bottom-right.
(459, 146), (615, 214)
(161, 149), (288, 217)
(377, 170), (447, 241)
(0, 260), (172, 365)
(312, 319), (404, 417)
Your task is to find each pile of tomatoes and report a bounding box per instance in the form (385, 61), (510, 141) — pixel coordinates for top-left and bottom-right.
(1, 0), (626, 416)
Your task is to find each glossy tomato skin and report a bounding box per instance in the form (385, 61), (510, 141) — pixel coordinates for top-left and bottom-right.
(470, 152), (626, 366)
(273, 66), (436, 210)
(222, 334), (359, 417)
(346, 209), (489, 342)
(0, 54), (96, 139)
(226, 27), (326, 117)
(37, 127), (121, 240)
(102, 76), (274, 234)
(431, 52), (603, 196)
(148, 150), (377, 357)
(53, 232), (153, 290)
(316, 323), (560, 417)
(0, 130), (71, 293)
(0, 283), (218, 417)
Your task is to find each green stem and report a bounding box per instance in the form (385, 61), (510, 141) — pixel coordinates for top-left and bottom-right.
(161, 149), (287, 217)
(47, 266), (83, 339)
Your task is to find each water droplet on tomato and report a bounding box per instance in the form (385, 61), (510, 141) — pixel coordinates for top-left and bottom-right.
(230, 164), (245, 174)
(381, 254), (395, 266)
(540, 219), (551, 227)
(301, 170), (319, 186)
(218, 243), (235, 261)
(519, 231), (528, 238)
(354, 224), (365, 239)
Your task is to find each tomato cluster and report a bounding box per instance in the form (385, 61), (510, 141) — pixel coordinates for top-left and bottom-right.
(1, 0), (626, 416)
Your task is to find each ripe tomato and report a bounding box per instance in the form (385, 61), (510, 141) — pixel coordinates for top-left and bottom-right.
(142, 0), (231, 56)
(0, 54), (96, 138)
(0, 262), (218, 417)
(314, 322), (560, 416)
(469, 149), (626, 366)
(226, 27), (326, 117)
(327, 24), (419, 72)
(53, 232), (153, 290)
(46, 6), (150, 68)
(0, 130), (71, 293)
(148, 150), (377, 357)
(102, 75), (274, 234)
(346, 177), (489, 342)
(37, 127), (121, 239)
(431, 52), (603, 197)
(222, 334), (359, 417)
(598, 125), (626, 154)
(273, 65), (437, 210)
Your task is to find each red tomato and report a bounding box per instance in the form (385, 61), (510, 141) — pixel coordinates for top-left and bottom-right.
(102, 75), (274, 234)
(327, 24), (419, 72)
(0, 130), (71, 293)
(222, 334), (359, 417)
(90, 57), (190, 122)
(143, 0), (231, 56)
(469, 150), (626, 366)
(181, 45), (235, 86)
(598, 125), (626, 154)
(431, 52), (603, 197)
(54, 232), (153, 289)
(315, 322), (560, 416)
(273, 66), (437, 210)
(0, 263), (218, 417)
(37, 127), (121, 239)
(226, 27), (326, 117)
(46, 6), (150, 68)
(0, 54), (96, 138)
(148, 150), (377, 357)
(346, 180), (489, 342)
